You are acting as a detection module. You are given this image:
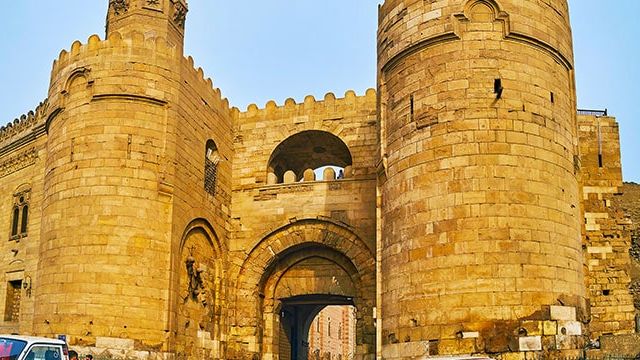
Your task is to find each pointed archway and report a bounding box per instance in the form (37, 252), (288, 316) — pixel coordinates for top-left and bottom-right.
(232, 218), (376, 360)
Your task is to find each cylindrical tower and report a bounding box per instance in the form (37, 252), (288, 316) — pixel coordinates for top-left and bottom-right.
(33, 1), (184, 353)
(378, 0), (585, 356)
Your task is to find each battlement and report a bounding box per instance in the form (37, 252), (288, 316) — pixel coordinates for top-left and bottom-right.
(233, 88), (376, 120)
(51, 31), (178, 75)
(182, 55), (231, 113)
(0, 100), (48, 151)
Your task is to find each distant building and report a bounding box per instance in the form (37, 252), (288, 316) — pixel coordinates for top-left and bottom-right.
(308, 306), (356, 360)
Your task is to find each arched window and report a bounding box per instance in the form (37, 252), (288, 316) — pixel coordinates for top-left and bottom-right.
(20, 205), (29, 234)
(9, 187), (30, 240)
(205, 140), (220, 196)
(266, 130), (353, 184)
(11, 207), (19, 237)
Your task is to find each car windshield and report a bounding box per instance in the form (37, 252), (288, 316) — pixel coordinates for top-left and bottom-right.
(0, 338), (27, 360)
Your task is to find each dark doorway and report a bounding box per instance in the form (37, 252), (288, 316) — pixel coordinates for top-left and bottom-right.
(279, 294), (355, 360)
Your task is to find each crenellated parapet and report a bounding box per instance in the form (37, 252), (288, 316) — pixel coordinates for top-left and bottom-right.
(45, 30), (180, 132)
(233, 88), (376, 121)
(52, 32), (177, 73)
(181, 55), (231, 115)
(0, 100), (48, 155)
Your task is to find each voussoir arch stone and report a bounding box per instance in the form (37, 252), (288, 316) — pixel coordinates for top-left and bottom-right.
(236, 217), (375, 298)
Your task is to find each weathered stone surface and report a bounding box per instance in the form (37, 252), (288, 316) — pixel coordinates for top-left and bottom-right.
(550, 306), (576, 321)
(519, 336), (542, 351)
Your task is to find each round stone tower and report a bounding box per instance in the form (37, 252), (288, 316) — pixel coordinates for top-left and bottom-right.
(33, 0), (186, 353)
(378, 0), (585, 356)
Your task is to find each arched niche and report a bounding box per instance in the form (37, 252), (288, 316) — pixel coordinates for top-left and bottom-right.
(266, 130), (353, 184)
(174, 218), (226, 359)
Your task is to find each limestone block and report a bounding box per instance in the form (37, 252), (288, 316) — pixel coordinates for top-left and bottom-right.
(550, 306), (576, 321)
(557, 321), (582, 336)
(556, 335), (580, 350)
(543, 321), (557, 335)
(266, 172), (277, 184)
(502, 353), (525, 360)
(303, 168), (315, 182)
(381, 341), (430, 358)
(520, 320), (543, 336)
(461, 331), (479, 339)
(323, 167), (336, 181)
(95, 337), (135, 350)
(343, 165), (352, 178)
(283, 170), (296, 183)
(518, 336), (542, 351)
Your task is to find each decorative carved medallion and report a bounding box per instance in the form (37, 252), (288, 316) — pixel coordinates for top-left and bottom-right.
(109, 0), (129, 15)
(144, 0), (162, 10)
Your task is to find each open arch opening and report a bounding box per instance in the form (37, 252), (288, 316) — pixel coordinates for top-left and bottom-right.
(266, 130), (353, 184)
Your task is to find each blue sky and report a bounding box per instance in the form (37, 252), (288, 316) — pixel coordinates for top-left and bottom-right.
(0, 1), (638, 182)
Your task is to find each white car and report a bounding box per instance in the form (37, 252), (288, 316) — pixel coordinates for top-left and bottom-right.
(0, 335), (69, 360)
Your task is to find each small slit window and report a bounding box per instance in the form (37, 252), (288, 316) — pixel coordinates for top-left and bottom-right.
(205, 140), (220, 196)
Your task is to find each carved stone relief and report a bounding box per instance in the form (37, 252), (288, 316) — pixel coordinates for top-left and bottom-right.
(109, 0), (129, 15)
(0, 148), (38, 179)
(171, 0), (188, 29)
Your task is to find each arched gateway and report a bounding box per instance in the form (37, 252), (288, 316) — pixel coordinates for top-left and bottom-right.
(232, 218), (376, 359)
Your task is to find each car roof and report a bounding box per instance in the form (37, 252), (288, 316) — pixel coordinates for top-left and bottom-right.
(0, 335), (65, 345)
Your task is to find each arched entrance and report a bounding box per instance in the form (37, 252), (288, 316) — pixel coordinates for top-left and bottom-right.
(233, 219), (375, 360)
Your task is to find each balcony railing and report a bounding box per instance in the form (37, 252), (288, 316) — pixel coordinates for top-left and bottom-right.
(578, 109), (608, 117)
